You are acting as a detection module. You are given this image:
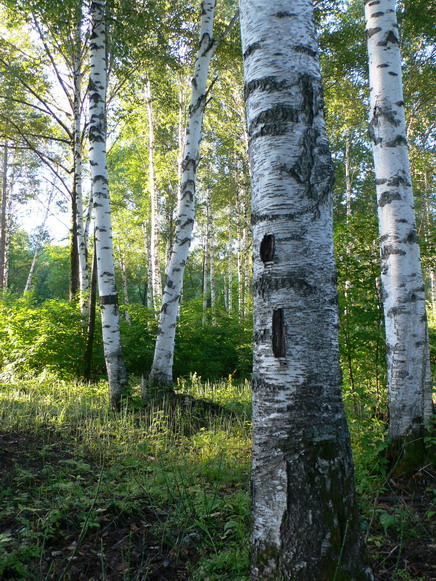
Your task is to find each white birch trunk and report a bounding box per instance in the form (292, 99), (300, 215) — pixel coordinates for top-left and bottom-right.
(73, 13), (89, 315)
(227, 216), (233, 313)
(364, 0), (433, 439)
(149, 0), (217, 387)
(240, 1), (372, 578)
(0, 141), (8, 291)
(89, 0), (127, 408)
(145, 74), (162, 310)
(3, 192), (12, 290)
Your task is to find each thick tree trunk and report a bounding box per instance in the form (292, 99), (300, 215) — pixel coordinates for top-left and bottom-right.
(149, 0), (217, 388)
(364, 0), (433, 440)
(145, 74), (162, 310)
(240, 1), (373, 579)
(0, 141), (8, 291)
(89, 0), (127, 409)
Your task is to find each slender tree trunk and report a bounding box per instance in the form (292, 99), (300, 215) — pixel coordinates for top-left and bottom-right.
(0, 142), (9, 291)
(84, 239), (98, 381)
(73, 8), (89, 315)
(240, 1), (373, 578)
(145, 74), (162, 310)
(364, 0), (433, 441)
(227, 215), (233, 313)
(3, 192), (12, 290)
(422, 171), (436, 312)
(345, 135), (352, 219)
(118, 250), (132, 324)
(145, 222), (153, 309)
(89, 0), (127, 409)
(202, 233), (209, 324)
(23, 190), (53, 294)
(149, 0), (217, 388)
(70, 195), (80, 300)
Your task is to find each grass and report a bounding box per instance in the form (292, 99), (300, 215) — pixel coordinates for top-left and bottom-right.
(0, 372), (434, 580)
(0, 373), (251, 580)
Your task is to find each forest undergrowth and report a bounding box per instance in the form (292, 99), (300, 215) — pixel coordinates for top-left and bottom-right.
(0, 373), (434, 581)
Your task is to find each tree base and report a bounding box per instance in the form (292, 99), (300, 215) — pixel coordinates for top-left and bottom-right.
(386, 425), (435, 477)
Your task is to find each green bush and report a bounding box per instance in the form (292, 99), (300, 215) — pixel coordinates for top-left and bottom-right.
(0, 296), (87, 378)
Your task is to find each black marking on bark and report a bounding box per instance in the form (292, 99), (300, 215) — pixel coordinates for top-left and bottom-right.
(396, 100), (404, 107)
(404, 230), (418, 244)
(388, 71), (399, 76)
(378, 190), (401, 206)
(375, 178), (387, 185)
(92, 174), (108, 185)
(100, 293), (118, 306)
(367, 27), (382, 38)
(396, 218), (407, 223)
(368, 0), (381, 4)
(243, 42), (261, 60)
(245, 76), (292, 100)
(372, 104), (400, 127)
(385, 135), (407, 147)
(294, 44), (317, 57)
(252, 206), (323, 224)
(377, 63), (389, 68)
(276, 11), (295, 18)
(388, 175), (410, 187)
(250, 104), (299, 138)
(371, 11), (384, 17)
(299, 73), (318, 126)
(377, 30), (399, 46)
(272, 309), (286, 358)
(381, 245), (406, 259)
(254, 274), (315, 298)
(260, 234), (275, 264)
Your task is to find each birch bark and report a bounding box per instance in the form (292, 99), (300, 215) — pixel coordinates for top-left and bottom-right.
(145, 74), (162, 311)
(89, 0), (127, 408)
(149, 0), (217, 388)
(0, 141), (8, 291)
(240, 1), (372, 578)
(73, 10), (89, 315)
(364, 0), (433, 440)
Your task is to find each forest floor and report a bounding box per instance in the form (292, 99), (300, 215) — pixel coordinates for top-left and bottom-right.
(0, 376), (434, 580)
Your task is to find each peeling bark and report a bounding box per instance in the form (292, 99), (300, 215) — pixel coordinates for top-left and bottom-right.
(240, 1), (373, 578)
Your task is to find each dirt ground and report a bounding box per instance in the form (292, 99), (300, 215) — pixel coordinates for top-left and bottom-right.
(0, 431), (434, 580)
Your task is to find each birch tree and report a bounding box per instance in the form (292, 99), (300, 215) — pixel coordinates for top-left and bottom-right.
(0, 141), (8, 290)
(364, 0), (433, 444)
(89, 0), (127, 408)
(73, 5), (89, 314)
(240, 1), (372, 578)
(145, 74), (162, 311)
(148, 0), (218, 388)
